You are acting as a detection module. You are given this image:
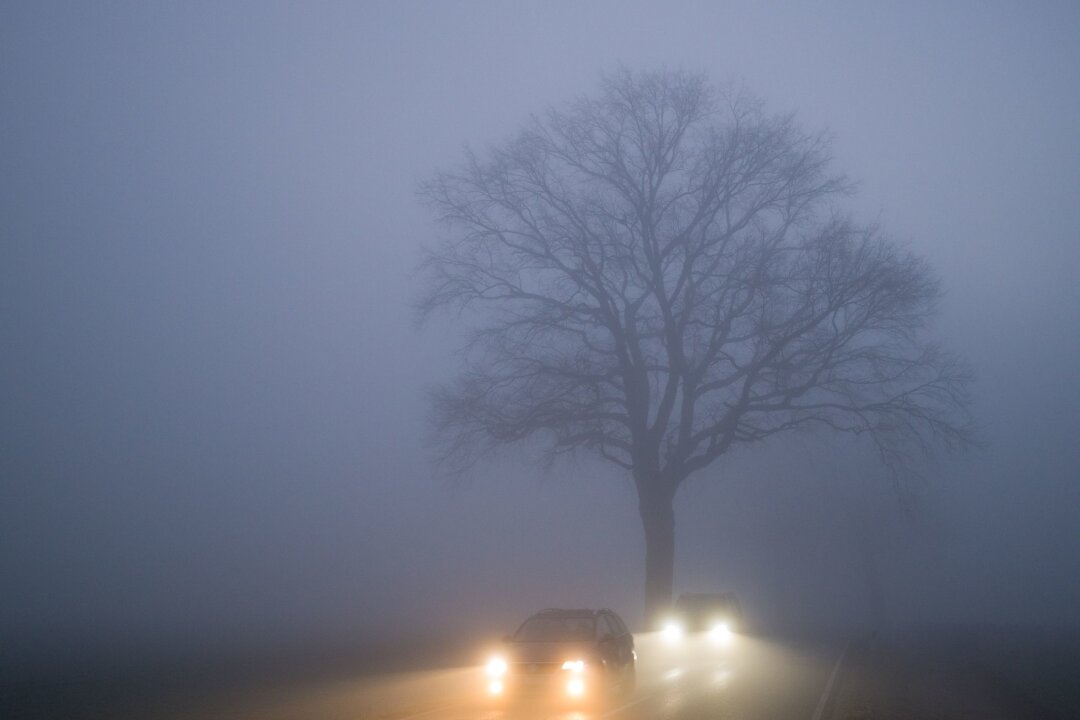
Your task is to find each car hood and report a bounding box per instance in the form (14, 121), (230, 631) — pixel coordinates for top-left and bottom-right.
(506, 641), (596, 664)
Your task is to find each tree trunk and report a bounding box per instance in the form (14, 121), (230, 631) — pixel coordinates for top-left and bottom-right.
(638, 482), (676, 627)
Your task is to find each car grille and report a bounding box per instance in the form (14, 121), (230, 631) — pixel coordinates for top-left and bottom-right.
(513, 662), (560, 675)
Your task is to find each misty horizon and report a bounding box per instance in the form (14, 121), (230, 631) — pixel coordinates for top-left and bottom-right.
(3, 2), (1079, 684)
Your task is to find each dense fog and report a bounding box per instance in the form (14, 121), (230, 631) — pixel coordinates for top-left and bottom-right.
(3, 2), (1078, 676)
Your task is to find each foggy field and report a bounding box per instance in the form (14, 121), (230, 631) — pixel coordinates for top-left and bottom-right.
(3, 2), (1079, 719)
(0, 632), (474, 720)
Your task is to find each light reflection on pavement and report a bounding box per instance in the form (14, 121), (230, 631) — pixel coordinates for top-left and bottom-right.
(155, 632), (843, 720)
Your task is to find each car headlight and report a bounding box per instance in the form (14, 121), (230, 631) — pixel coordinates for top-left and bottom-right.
(566, 677), (585, 696)
(709, 622), (733, 641)
(486, 657), (508, 677)
(561, 659), (585, 673)
(662, 621), (683, 640)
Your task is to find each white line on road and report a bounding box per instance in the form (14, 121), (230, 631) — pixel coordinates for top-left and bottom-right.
(810, 642), (848, 720)
(600, 694), (652, 717)
(391, 702), (460, 720)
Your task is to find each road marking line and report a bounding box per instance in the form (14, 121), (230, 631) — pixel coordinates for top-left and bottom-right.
(387, 702), (459, 720)
(601, 694), (652, 717)
(810, 642), (848, 720)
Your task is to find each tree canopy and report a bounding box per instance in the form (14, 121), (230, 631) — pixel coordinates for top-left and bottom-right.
(418, 68), (972, 616)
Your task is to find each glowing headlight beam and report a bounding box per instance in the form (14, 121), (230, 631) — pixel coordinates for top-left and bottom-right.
(561, 659), (585, 673)
(566, 677), (585, 696)
(709, 622), (733, 642)
(661, 622), (683, 641)
(486, 657), (508, 677)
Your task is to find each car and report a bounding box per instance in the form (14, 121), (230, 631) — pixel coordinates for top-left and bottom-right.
(660, 592), (742, 640)
(484, 608), (636, 701)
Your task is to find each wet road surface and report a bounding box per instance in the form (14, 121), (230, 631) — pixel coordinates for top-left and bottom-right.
(150, 632), (847, 720)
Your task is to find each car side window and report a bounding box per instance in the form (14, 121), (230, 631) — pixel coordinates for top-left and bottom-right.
(609, 613), (628, 636)
(600, 614), (619, 638)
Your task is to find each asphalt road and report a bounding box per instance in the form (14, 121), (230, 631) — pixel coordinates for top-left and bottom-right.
(11, 625), (1076, 719)
(139, 632), (847, 720)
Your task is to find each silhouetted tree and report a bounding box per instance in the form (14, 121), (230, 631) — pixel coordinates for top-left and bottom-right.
(418, 68), (972, 621)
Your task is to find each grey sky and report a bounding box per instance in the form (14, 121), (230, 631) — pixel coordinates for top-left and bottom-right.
(2, 1), (1079, 661)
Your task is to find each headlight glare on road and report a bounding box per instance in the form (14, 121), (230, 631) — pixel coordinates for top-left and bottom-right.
(486, 656), (508, 677)
(561, 659), (585, 673)
(487, 679), (504, 695)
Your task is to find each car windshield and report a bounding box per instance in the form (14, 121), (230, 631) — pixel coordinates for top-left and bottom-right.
(676, 596), (733, 623)
(514, 616), (596, 642)
(679, 595), (728, 611)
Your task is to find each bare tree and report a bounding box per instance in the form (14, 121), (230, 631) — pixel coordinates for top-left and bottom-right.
(417, 68), (972, 621)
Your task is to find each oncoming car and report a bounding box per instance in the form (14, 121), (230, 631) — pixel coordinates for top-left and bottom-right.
(485, 608), (636, 701)
(660, 592), (742, 641)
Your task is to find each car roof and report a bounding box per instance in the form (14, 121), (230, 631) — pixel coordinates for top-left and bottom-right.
(533, 608), (599, 617)
(677, 592), (736, 602)
(530, 607), (626, 619)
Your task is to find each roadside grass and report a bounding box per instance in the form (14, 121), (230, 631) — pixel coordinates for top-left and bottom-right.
(965, 624), (1080, 720)
(829, 624), (1078, 720)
